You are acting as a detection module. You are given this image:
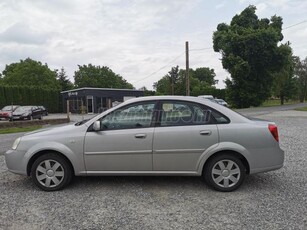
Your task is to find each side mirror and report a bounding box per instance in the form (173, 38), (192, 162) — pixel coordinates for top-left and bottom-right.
(93, 121), (101, 131)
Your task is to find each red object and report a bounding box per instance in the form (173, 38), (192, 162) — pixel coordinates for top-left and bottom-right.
(268, 124), (279, 142)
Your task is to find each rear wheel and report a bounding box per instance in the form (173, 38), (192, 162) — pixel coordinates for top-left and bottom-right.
(31, 153), (72, 191)
(203, 154), (246, 192)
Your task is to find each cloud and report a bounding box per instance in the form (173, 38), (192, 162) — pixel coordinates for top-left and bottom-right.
(255, 3), (267, 14)
(0, 23), (51, 45)
(0, 0), (306, 90)
(215, 2), (226, 9)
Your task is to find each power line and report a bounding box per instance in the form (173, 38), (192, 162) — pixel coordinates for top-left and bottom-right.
(133, 47), (212, 84)
(189, 47), (212, 51)
(133, 19), (307, 85)
(283, 19), (307, 30)
(132, 52), (185, 83)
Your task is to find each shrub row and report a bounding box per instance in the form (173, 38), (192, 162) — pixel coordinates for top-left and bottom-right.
(0, 85), (61, 113)
(0, 118), (70, 129)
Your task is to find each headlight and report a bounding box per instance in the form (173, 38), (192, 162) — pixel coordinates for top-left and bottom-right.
(12, 137), (21, 150)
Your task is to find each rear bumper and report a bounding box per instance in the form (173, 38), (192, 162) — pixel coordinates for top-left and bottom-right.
(249, 147), (284, 174)
(250, 163), (284, 174)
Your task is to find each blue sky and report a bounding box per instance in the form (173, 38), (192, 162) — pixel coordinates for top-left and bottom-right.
(0, 0), (306, 90)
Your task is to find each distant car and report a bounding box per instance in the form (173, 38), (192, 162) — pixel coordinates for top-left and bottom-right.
(198, 95), (214, 100)
(5, 96), (284, 192)
(0, 105), (20, 120)
(38, 106), (48, 116)
(10, 106), (43, 121)
(198, 95), (219, 104)
(215, 99), (228, 107)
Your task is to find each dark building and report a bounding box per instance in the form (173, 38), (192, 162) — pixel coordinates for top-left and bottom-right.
(61, 87), (144, 114)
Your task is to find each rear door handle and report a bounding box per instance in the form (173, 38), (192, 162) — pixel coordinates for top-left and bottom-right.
(135, 134), (147, 139)
(200, 130), (212, 136)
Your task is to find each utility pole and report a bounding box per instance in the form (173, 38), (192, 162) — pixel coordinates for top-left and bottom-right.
(185, 41), (190, 96)
(171, 76), (174, 95)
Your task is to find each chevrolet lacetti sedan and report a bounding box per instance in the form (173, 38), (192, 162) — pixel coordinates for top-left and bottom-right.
(5, 96), (284, 192)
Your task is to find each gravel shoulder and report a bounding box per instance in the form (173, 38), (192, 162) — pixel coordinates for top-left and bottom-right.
(0, 110), (306, 229)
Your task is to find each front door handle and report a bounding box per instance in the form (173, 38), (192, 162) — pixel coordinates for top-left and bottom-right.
(135, 134), (147, 139)
(200, 130), (212, 136)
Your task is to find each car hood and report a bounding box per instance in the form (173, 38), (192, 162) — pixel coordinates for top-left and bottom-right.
(13, 112), (28, 116)
(24, 123), (85, 137)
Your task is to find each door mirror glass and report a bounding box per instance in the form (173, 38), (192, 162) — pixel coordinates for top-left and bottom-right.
(93, 121), (101, 131)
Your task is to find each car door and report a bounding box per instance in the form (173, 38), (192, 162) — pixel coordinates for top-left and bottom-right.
(153, 100), (219, 171)
(84, 101), (157, 171)
(31, 106), (40, 118)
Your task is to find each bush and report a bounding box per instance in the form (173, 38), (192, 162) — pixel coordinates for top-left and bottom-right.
(0, 85), (60, 113)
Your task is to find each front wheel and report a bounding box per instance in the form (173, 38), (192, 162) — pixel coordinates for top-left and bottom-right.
(31, 153), (72, 191)
(203, 154), (246, 192)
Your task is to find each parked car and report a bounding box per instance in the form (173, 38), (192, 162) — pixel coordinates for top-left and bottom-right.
(10, 106), (43, 121)
(5, 96), (284, 192)
(0, 105), (20, 120)
(198, 95), (219, 104)
(38, 106), (48, 116)
(198, 95), (214, 99)
(215, 99), (228, 107)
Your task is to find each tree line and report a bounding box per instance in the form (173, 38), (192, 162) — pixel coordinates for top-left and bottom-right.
(0, 5), (306, 110)
(0, 59), (134, 112)
(154, 5), (307, 108)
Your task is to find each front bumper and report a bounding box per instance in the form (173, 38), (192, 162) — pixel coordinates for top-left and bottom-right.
(0, 114), (10, 119)
(11, 116), (28, 120)
(4, 149), (27, 175)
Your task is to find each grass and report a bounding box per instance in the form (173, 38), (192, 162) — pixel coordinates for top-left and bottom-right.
(261, 99), (299, 107)
(295, 106), (307, 111)
(0, 125), (42, 134)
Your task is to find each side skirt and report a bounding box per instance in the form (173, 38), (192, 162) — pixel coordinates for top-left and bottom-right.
(77, 171), (201, 176)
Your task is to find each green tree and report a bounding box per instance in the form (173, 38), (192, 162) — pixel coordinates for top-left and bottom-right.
(213, 5), (288, 108)
(169, 65), (179, 95)
(154, 67), (217, 96)
(1, 58), (60, 89)
(56, 67), (74, 91)
(272, 44), (297, 104)
(74, 64), (133, 89)
(193, 67), (218, 86)
(294, 56), (307, 102)
(139, 86), (156, 96)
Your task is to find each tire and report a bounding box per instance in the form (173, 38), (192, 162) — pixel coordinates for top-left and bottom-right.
(31, 153), (73, 191)
(203, 154), (246, 192)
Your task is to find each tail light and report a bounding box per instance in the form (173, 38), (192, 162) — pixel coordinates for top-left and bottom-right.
(268, 124), (279, 142)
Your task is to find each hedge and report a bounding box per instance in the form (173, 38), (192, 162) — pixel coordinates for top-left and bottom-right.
(0, 85), (60, 113)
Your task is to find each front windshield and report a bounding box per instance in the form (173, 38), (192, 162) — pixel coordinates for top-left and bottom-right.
(2, 106), (12, 111)
(15, 106), (32, 113)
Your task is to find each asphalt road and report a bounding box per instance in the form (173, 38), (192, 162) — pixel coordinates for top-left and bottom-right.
(0, 107), (306, 229)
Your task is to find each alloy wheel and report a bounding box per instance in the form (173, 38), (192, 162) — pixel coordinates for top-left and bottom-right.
(211, 159), (241, 188)
(36, 160), (65, 188)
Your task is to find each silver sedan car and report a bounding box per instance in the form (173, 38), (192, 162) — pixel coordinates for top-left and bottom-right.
(5, 96), (284, 192)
